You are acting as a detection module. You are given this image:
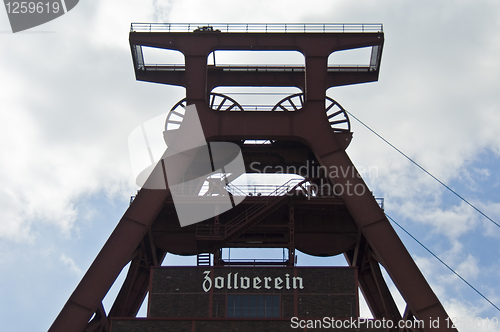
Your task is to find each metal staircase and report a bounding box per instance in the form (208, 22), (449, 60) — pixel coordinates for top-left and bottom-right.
(196, 179), (310, 242)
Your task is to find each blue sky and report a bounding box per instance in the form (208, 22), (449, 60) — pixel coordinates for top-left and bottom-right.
(1, 0), (500, 331)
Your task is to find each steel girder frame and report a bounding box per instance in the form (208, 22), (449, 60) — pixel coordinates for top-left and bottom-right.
(49, 164), (172, 331)
(163, 33), (454, 331)
(198, 106), (457, 332)
(108, 231), (167, 318)
(50, 109), (455, 332)
(345, 234), (402, 324)
(49, 118), (456, 332)
(50, 28), (456, 332)
(186, 64), (456, 332)
(318, 150), (440, 332)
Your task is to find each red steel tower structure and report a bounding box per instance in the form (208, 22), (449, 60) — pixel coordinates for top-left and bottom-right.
(49, 23), (457, 332)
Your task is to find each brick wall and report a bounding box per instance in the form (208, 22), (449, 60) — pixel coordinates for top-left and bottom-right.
(149, 267), (357, 319)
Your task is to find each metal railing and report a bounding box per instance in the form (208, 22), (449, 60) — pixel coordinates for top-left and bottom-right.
(142, 64), (306, 71)
(217, 65), (306, 72)
(140, 63), (374, 73)
(131, 23), (383, 34)
(327, 65), (373, 72)
(197, 179), (311, 239)
(221, 258), (289, 267)
(226, 178), (306, 196)
(143, 64), (185, 71)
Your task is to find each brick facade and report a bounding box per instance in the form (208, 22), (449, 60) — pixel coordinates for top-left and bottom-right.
(149, 267), (358, 319)
(111, 266), (392, 332)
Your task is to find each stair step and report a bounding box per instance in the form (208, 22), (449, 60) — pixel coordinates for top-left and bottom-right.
(197, 253), (211, 266)
(195, 179), (309, 242)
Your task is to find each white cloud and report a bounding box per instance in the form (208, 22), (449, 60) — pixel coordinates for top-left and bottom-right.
(403, 202), (478, 238)
(456, 254), (480, 281)
(445, 298), (500, 332)
(60, 253), (83, 276)
(0, 0), (176, 242)
(165, 0), (340, 23)
(2, 0), (500, 330)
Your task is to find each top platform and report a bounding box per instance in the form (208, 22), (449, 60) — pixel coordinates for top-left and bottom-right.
(130, 22), (383, 34)
(129, 23), (384, 91)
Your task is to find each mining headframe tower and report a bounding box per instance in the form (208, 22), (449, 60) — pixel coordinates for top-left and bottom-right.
(49, 23), (457, 332)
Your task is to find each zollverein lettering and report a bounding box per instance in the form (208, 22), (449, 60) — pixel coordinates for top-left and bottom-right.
(202, 270), (304, 292)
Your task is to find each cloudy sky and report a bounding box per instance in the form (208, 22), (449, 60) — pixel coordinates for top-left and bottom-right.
(1, 0), (500, 331)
